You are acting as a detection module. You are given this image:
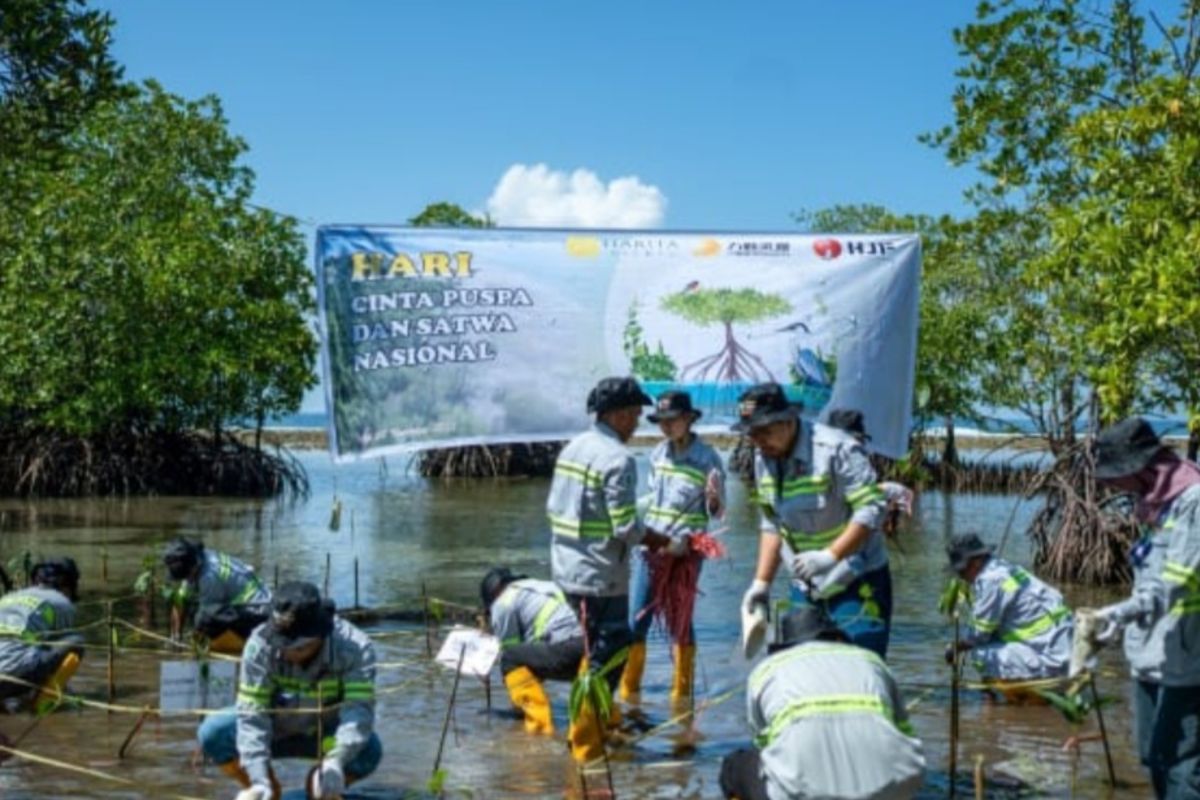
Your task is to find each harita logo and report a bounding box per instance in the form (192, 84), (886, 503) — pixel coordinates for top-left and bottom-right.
(812, 239), (842, 260)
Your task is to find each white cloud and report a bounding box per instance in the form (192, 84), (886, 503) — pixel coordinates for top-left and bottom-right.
(485, 163), (666, 228)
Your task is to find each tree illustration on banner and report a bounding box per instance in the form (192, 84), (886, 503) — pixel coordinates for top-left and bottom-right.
(660, 288), (791, 382)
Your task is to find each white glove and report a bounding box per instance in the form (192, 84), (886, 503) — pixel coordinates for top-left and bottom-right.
(666, 536), (691, 557)
(1094, 598), (1140, 643)
(742, 579), (770, 617)
(310, 757), (345, 799)
(793, 549), (838, 583)
(235, 786), (272, 800)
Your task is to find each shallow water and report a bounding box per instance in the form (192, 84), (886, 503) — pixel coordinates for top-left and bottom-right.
(0, 448), (1150, 798)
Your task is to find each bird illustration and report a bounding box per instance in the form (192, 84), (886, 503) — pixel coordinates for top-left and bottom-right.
(774, 319), (810, 334)
(794, 348), (831, 387)
(682, 280), (701, 293)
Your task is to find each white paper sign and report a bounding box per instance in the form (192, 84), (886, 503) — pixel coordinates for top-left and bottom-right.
(435, 627), (500, 678)
(159, 660), (238, 712)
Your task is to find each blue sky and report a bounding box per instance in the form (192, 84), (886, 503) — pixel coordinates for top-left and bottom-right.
(97, 2), (978, 232)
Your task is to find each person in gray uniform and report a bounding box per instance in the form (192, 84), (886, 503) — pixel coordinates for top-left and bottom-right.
(1086, 417), (1200, 799)
(545, 375), (673, 762)
(482, 567), (583, 736)
(735, 384), (891, 658)
(164, 537), (271, 653)
(944, 533), (1072, 681)
(0, 558), (84, 712)
(720, 606), (925, 800)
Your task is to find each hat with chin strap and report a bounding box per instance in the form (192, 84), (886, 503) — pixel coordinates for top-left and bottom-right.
(266, 581), (335, 645)
(586, 376), (653, 416)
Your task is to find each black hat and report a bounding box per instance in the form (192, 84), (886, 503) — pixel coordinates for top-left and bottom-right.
(480, 567), (525, 611)
(31, 557), (80, 599)
(1094, 417), (1164, 480)
(731, 383), (802, 433)
(946, 533), (993, 572)
(827, 408), (870, 441)
(163, 537), (205, 580)
(586, 376), (653, 416)
(768, 606), (845, 653)
(267, 582), (335, 644)
(647, 390), (702, 424)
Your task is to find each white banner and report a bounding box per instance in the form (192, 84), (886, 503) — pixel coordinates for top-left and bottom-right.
(316, 228), (920, 459)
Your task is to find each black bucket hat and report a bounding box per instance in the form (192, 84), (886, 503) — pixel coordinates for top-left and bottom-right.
(768, 606), (845, 654)
(586, 376), (653, 416)
(163, 537), (205, 580)
(731, 383), (802, 433)
(946, 533), (994, 573)
(647, 390), (701, 424)
(480, 567), (526, 611)
(267, 581), (335, 645)
(827, 408), (870, 442)
(31, 557), (80, 599)
(1094, 417), (1164, 480)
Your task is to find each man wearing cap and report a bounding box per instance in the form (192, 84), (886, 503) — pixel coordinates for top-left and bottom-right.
(720, 606), (925, 800)
(621, 389), (724, 703)
(0, 558), (85, 714)
(944, 533), (1072, 682)
(482, 567), (584, 736)
(198, 582), (380, 800)
(164, 537), (271, 655)
(1084, 417), (1200, 798)
(546, 375), (673, 761)
(735, 384), (891, 658)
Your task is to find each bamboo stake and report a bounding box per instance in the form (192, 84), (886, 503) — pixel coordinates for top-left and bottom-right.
(273, 563), (279, 591)
(1090, 674), (1117, 786)
(949, 614), (960, 799)
(323, 552), (331, 597)
(354, 558), (360, 610)
(433, 645), (466, 780)
(106, 601), (116, 711)
(422, 582), (433, 657)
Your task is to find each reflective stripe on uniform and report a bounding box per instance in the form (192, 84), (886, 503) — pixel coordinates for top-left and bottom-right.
(645, 507), (707, 528)
(553, 460), (603, 488)
(652, 463), (706, 486)
(758, 474), (830, 499)
(1000, 606), (1070, 643)
(846, 483), (885, 510)
(754, 694), (896, 748)
(548, 514), (613, 539)
(531, 597), (564, 640)
(780, 523), (843, 553)
(1167, 561), (1200, 616)
(1000, 568), (1032, 594)
(749, 644), (885, 694)
(232, 578), (264, 605)
(610, 504), (637, 526)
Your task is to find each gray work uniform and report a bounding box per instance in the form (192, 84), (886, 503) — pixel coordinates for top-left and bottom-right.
(752, 421), (886, 596)
(644, 437), (725, 540)
(547, 422), (643, 597)
(0, 587), (83, 699)
(747, 641), (925, 799)
(234, 618), (376, 786)
(176, 549), (271, 623)
(964, 557), (1072, 680)
(491, 579), (584, 680)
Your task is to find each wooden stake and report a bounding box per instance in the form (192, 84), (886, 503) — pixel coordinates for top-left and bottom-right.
(353, 558), (360, 610)
(101, 550), (108, 584)
(323, 552), (331, 597)
(106, 601), (116, 710)
(949, 614), (960, 799)
(273, 563), (279, 591)
(118, 707), (151, 759)
(1090, 674), (1117, 786)
(422, 582), (433, 657)
(433, 645), (466, 779)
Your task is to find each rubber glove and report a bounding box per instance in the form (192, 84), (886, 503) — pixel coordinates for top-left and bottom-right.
(311, 757), (345, 799)
(666, 536), (691, 557)
(1094, 597), (1141, 643)
(235, 785), (272, 800)
(742, 579), (770, 619)
(793, 549), (838, 583)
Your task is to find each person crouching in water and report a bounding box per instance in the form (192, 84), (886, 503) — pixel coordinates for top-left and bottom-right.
(198, 582), (381, 800)
(621, 390), (724, 704)
(0, 558), (84, 714)
(164, 537), (271, 655)
(720, 606), (925, 800)
(482, 567), (584, 735)
(944, 533), (1072, 684)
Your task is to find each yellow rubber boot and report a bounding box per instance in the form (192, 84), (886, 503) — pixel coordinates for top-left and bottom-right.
(670, 644), (695, 703)
(503, 666), (554, 735)
(568, 702), (606, 763)
(618, 641), (646, 701)
(35, 651), (80, 714)
(208, 629), (246, 655)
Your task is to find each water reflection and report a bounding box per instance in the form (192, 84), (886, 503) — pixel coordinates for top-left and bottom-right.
(0, 449), (1151, 798)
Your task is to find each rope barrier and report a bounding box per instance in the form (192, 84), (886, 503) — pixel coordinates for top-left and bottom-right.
(0, 741), (210, 800)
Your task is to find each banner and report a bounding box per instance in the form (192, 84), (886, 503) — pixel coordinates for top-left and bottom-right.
(316, 228), (920, 460)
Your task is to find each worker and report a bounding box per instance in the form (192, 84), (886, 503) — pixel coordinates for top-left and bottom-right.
(198, 581), (380, 800)
(164, 537), (271, 654)
(482, 567), (584, 735)
(546, 375), (673, 762)
(622, 389), (724, 703)
(735, 384), (891, 658)
(0, 558), (84, 714)
(1084, 417), (1200, 799)
(720, 606), (925, 800)
(944, 533), (1072, 683)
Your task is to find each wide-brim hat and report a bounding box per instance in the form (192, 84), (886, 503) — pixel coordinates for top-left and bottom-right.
(827, 408), (870, 441)
(731, 383), (802, 433)
(1094, 417), (1164, 480)
(587, 376), (653, 415)
(767, 606), (844, 654)
(648, 390), (702, 423)
(946, 533), (994, 573)
(266, 581), (335, 645)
